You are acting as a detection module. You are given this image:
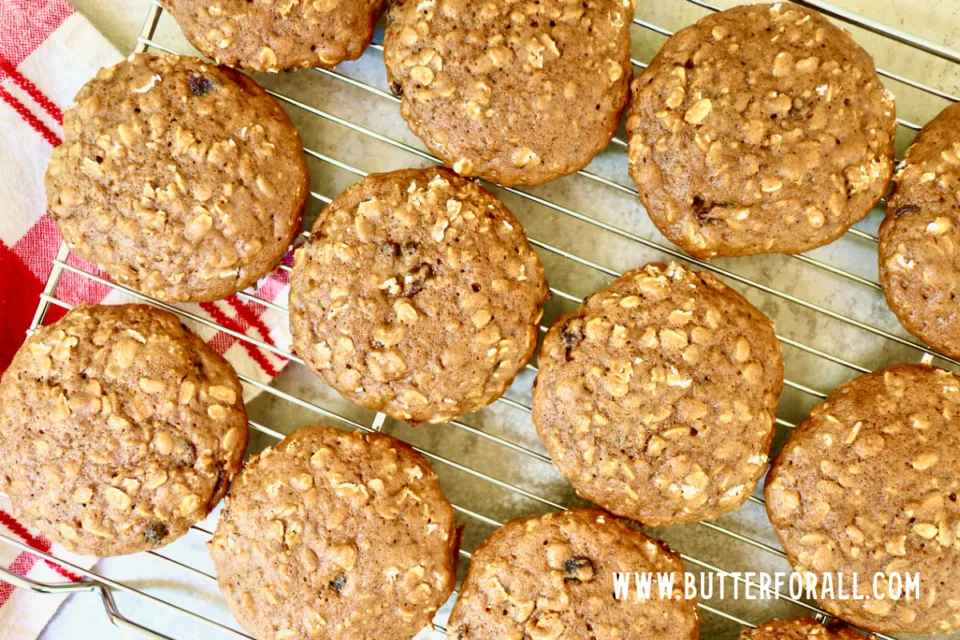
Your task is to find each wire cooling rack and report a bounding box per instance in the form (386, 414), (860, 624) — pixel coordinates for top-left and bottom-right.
(3, 0), (960, 638)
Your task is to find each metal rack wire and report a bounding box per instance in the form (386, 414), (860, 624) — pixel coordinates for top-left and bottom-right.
(2, 1), (959, 638)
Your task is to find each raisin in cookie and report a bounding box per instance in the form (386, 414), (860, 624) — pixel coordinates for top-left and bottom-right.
(740, 618), (867, 640)
(289, 167), (548, 424)
(46, 53), (308, 302)
(210, 425), (459, 640)
(159, 0), (386, 72)
(880, 103), (960, 358)
(383, 0), (633, 187)
(766, 364), (960, 634)
(447, 509), (699, 640)
(0, 304), (248, 557)
(626, 3), (895, 258)
(533, 262), (783, 526)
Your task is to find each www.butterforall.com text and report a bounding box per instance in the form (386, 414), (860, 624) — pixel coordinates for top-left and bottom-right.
(612, 571), (921, 602)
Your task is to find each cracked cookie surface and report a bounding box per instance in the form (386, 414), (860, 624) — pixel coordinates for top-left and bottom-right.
(45, 53), (308, 302)
(159, 0), (386, 72)
(880, 103), (960, 359)
(0, 304), (248, 557)
(384, 0), (634, 187)
(210, 425), (459, 640)
(740, 618), (866, 640)
(626, 3), (895, 258)
(447, 509), (699, 640)
(533, 262), (782, 526)
(766, 364), (960, 634)
(289, 167), (548, 424)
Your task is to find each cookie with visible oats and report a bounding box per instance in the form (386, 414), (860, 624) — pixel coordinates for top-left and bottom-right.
(0, 304), (248, 557)
(626, 3), (896, 258)
(740, 618), (867, 639)
(45, 53), (308, 302)
(447, 509), (699, 640)
(210, 425), (459, 640)
(289, 167), (548, 424)
(766, 364), (960, 634)
(159, 0), (386, 72)
(383, 0), (634, 187)
(532, 262), (783, 526)
(880, 103), (960, 359)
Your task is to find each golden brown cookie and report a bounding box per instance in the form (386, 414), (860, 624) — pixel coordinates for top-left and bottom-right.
(533, 262), (783, 526)
(0, 304), (248, 557)
(383, 0), (634, 186)
(626, 3), (896, 258)
(289, 167), (549, 424)
(159, 0), (386, 72)
(45, 53), (309, 302)
(880, 103), (960, 358)
(740, 618), (868, 640)
(447, 509), (699, 640)
(210, 425), (459, 640)
(766, 364), (960, 634)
